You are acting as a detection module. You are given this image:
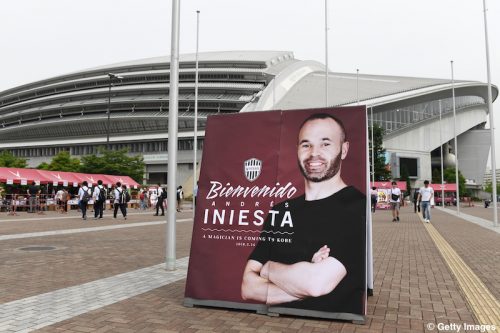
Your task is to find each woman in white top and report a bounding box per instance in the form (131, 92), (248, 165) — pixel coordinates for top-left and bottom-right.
(150, 191), (158, 209)
(55, 188), (64, 213)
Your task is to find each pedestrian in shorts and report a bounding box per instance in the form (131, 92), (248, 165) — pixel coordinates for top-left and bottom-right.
(389, 181), (402, 222)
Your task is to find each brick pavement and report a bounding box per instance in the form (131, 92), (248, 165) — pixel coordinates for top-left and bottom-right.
(429, 207), (500, 301)
(0, 214), (193, 304)
(0, 210), (165, 236)
(1, 206), (498, 332)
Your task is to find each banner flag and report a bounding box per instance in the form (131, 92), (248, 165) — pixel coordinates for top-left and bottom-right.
(185, 107), (367, 323)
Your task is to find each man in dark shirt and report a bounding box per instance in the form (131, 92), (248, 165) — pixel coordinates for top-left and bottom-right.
(27, 181), (40, 213)
(154, 184), (166, 216)
(241, 113), (366, 315)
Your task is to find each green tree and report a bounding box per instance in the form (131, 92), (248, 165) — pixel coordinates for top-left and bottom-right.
(443, 167), (466, 194)
(37, 151), (81, 172)
(0, 150), (27, 168)
(37, 162), (50, 170)
(400, 165), (411, 197)
(368, 124), (391, 181)
(484, 181), (500, 194)
(80, 147), (144, 183)
(432, 168), (441, 184)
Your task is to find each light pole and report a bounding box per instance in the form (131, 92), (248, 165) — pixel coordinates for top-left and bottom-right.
(370, 106), (375, 185)
(106, 73), (123, 149)
(482, 0), (498, 227)
(451, 61), (459, 214)
(193, 10), (200, 217)
(324, 0), (329, 107)
(167, 0), (181, 271)
(439, 100), (445, 207)
(356, 69), (360, 105)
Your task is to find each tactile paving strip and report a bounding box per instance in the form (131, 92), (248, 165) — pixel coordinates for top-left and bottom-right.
(422, 218), (500, 329)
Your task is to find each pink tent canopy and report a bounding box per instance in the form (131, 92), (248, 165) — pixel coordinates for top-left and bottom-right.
(41, 170), (84, 187)
(104, 174), (140, 189)
(76, 173), (112, 187)
(371, 181), (407, 191)
(429, 183), (457, 191)
(0, 167), (141, 188)
(0, 168), (49, 185)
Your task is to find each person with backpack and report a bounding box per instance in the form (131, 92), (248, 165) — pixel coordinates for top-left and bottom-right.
(122, 184), (130, 215)
(154, 184), (166, 216)
(93, 179), (106, 219)
(113, 182), (127, 220)
(78, 181), (91, 220)
(176, 185), (184, 212)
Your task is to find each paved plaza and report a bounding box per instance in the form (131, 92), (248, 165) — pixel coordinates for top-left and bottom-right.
(0, 204), (499, 332)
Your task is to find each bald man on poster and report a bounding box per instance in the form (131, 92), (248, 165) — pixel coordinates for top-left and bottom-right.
(241, 113), (366, 315)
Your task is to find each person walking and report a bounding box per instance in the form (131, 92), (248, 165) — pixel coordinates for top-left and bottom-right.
(121, 184), (129, 218)
(27, 181), (40, 213)
(413, 189), (420, 213)
(93, 180), (106, 219)
(139, 190), (146, 210)
(193, 181), (199, 206)
(389, 181), (402, 222)
(55, 187), (64, 213)
(418, 180), (434, 223)
(176, 185), (184, 212)
(78, 181), (91, 220)
(370, 186), (378, 213)
(61, 189), (69, 214)
(113, 182), (127, 220)
(154, 185), (166, 216)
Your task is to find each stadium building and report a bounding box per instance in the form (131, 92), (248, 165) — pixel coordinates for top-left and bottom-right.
(0, 51), (497, 193)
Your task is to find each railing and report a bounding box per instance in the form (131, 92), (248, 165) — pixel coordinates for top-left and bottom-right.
(0, 194), (145, 215)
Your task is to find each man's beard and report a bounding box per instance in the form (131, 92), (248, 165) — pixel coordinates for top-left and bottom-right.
(298, 152), (342, 183)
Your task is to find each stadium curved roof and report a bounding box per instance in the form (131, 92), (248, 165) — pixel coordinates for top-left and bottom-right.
(0, 51), (497, 145)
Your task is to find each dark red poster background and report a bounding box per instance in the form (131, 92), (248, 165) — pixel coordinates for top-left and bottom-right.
(185, 106), (367, 306)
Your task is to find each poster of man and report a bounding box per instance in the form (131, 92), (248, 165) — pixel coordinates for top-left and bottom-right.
(184, 107), (367, 322)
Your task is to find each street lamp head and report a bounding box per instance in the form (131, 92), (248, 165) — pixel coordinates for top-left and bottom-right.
(108, 73), (124, 80)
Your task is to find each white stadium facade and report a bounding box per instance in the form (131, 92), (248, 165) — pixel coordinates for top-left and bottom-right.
(0, 51), (497, 193)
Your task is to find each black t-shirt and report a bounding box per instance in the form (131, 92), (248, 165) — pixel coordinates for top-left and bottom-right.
(249, 186), (366, 314)
(28, 185), (39, 196)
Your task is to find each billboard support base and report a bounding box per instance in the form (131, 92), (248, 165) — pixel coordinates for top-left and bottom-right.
(183, 297), (268, 315)
(184, 298), (365, 324)
(268, 306), (365, 324)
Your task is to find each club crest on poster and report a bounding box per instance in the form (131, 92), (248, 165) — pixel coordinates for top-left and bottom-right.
(244, 158), (263, 182)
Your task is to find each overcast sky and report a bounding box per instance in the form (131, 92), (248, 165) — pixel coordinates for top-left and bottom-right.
(1, 0), (500, 163)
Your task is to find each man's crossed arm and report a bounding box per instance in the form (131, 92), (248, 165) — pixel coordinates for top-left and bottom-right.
(241, 245), (346, 305)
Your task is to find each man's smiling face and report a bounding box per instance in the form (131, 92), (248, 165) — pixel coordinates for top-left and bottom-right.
(297, 118), (347, 183)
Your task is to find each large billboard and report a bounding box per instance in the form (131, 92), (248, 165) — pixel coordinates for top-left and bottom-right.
(184, 107), (367, 323)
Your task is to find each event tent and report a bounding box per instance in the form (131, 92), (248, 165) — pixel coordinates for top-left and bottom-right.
(429, 183), (457, 191)
(0, 168), (48, 185)
(0, 167), (140, 188)
(371, 181), (407, 191)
